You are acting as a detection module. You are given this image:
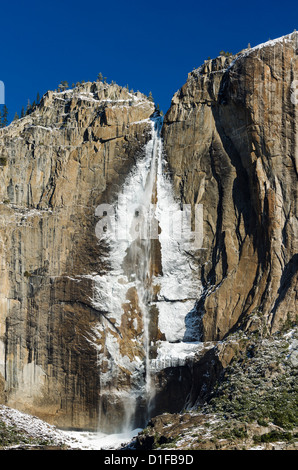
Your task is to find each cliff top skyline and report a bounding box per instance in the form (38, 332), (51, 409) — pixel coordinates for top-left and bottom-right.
(1, 0), (298, 123)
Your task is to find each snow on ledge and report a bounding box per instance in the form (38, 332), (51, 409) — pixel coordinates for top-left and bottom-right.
(228, 31), (298, 69)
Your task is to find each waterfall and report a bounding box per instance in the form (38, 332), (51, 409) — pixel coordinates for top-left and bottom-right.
(91, 114), (202, 433)
(116, 115), (163, 427)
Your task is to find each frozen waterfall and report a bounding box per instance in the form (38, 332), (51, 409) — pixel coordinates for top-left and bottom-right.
(90, 115), (203, 432)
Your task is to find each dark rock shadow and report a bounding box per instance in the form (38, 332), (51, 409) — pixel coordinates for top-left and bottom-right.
(183, 301), (203, 342)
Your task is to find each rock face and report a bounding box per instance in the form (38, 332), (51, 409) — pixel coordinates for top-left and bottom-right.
(162, 32), (298, 342)
(0, 32), (297, 433)
(134, 326), (298, 450)
(0, 81), (155, 429)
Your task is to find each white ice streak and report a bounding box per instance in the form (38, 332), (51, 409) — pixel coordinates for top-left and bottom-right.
(154, 121), (202, 342)
(150, 341), (200, 371)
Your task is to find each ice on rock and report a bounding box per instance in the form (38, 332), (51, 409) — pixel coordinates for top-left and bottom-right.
(89, 115), (203, 430)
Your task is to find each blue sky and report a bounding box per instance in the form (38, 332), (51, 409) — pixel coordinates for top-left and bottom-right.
(1, 0), (298, 122)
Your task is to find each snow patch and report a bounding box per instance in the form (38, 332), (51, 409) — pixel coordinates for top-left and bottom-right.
(0, 404), (141, 450)
(228, 31), (297, 69)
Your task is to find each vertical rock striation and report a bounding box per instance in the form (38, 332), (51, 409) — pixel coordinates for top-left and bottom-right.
(162, 32), (298, 341)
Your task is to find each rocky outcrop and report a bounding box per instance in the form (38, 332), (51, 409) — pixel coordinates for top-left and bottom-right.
(134, 326), (298, 450)
(0, 81), (155, 429)
(162, 32), (298, 341)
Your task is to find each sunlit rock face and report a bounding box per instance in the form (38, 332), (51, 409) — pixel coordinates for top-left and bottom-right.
(162, 32), (298, 342)
(0, 82), (155, 430)
(0, 81), (202, 432)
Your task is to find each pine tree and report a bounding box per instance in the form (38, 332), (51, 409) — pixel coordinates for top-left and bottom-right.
(13, 112), (19, 121)
(2, 105), (8, 126)
(97, 72), (103, 82)
(26, 99), (31, 115)
(58, 81), (68, 92)
(148, 91), (154, 102)
(20, 106), (25, 118)
(36, 92), (40, 104)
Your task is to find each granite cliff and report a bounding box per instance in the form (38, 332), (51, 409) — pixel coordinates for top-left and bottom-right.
(0, 32), (297, 437)
(0, 82), (155, 429)
(162, 32), (297, 341)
